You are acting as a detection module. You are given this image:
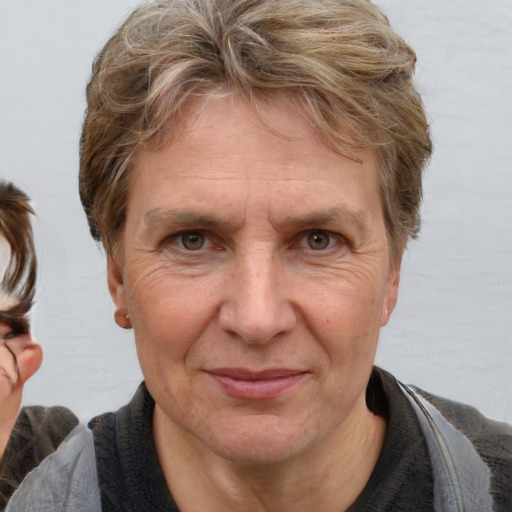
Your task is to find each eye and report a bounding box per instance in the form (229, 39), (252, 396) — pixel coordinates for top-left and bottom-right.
(300, 230), (337, 251)
(176, 231), (209, 251)
(0, 317), (29, 340)
(2, 331), (16, 341)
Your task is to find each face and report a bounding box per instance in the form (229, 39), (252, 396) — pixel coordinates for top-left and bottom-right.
(0, 312), (28, 399)
(0, 235), (41, 401)
(1, 239), (18, 396)
(109, 97), (401, 464)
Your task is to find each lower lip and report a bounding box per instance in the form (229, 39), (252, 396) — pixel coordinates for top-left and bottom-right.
(209, 373), (306, 400)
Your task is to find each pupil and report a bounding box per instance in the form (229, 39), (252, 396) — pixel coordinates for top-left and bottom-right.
(308, 231), (329, 250)
(182, 233), (204, 250)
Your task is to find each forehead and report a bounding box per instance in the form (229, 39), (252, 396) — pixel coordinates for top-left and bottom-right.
(126, 96), (385, 249)
(133, 96), (379, 187)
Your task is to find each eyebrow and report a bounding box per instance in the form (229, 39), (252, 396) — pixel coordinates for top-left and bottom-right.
(144, 206), (371, 236)
(275, 206), (372, 236)
(144, 209), (243, 232)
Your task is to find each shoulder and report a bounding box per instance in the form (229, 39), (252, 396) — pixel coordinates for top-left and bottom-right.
(6, 425), (101, 512)
(20, 406), (79, 445)
(374, 368), (512, 510)
(416, 387), (512, 511)
(21, 405), (78, 426)
(375, 367), (512, 448)
(418, 388), (512, 452)
(0, 407), (80, 506)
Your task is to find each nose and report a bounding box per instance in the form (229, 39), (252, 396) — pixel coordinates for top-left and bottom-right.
(218, 249), (297, 344)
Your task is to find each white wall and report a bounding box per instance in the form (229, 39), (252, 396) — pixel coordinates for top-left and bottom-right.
(1, 0), (510, 423)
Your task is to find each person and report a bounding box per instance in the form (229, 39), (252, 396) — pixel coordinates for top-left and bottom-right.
(7, 0), (512, 510)
(0, 181), (79, 509)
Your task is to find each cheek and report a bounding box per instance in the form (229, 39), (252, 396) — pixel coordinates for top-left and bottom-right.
(0, 344), (18, 389)
(304, 288), (382, 411)
(126, 270), (221, 369)
(0, 379), (13, 403)
(298, 273), (386, 395)
(302, 275), (386, 341)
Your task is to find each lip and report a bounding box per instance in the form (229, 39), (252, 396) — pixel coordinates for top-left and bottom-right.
(205, 368), (307, 400)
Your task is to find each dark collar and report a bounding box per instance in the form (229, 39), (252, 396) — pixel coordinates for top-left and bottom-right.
(89, 369), (433, 512)
(89, 383), (179, 511)
(348, 367), (433, 511)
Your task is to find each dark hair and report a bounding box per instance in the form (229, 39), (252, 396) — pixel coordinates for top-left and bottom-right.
(0, 181), (36, 315)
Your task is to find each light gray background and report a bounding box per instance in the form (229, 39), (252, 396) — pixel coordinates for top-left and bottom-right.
(1, 0), (511, 423)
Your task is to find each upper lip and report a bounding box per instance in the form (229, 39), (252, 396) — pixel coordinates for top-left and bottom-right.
(204, 368), (307, 380)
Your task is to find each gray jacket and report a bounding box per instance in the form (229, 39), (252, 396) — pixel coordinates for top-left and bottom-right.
(6, 385), (501, 512)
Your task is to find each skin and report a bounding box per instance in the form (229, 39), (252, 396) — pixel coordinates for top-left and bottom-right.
(0, 242), (42, 459)
(108, 96), (402, 511)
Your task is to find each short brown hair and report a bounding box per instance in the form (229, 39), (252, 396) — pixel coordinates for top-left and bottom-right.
(0, 181), (36, 316)
(80, 0), (432, 258)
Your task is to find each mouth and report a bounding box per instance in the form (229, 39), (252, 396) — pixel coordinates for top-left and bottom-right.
(204, 368), (307, 400)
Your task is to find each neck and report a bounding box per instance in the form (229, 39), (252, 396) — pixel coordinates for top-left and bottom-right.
(0, 389), (22, 460)
(153, 395), (385, 512)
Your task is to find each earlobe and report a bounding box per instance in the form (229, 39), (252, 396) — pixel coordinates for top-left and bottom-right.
(107, 258), (131, 329)
(114, 310), (132, 329)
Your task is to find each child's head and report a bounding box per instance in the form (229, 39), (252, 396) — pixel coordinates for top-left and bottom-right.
(0, 182), (42, 399)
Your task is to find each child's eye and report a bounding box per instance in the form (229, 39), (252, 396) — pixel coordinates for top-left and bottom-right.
(0, 316), (29, 340)
(2, 331), (16, 341)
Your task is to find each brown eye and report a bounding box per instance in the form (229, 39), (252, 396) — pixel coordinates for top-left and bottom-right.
(180, 232), (205, 250)
(306, 231), (332, 250)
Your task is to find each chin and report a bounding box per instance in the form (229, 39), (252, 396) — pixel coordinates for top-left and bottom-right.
(200, 415), (319, 466)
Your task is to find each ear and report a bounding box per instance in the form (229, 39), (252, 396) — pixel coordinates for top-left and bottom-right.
(380, 250), (403, 327)
(17, 340), (43, 384)
(107, 257), (131, 329)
